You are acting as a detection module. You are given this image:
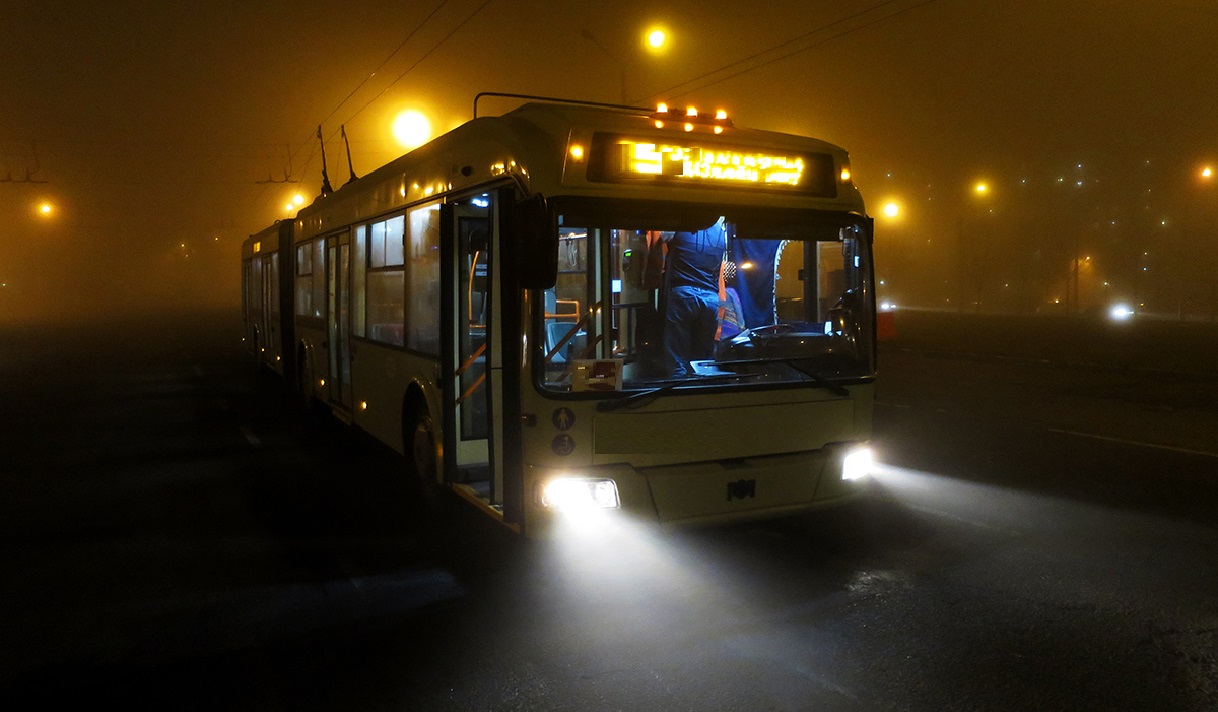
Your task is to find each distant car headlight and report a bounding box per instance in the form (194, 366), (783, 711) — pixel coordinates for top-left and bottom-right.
(841, 446), (874, 481)
(1108, 304), (1134, 322)
(541, 477), (621, 510)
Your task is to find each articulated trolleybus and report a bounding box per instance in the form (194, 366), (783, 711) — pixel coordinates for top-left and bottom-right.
(242, 94), (876, 538)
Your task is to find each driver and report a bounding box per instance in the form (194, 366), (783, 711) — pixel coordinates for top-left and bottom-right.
(663, 217), (727, 377)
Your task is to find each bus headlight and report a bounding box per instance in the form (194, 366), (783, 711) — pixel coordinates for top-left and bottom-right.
(541, 477), (621, 510)
(841, 446), (874, 481)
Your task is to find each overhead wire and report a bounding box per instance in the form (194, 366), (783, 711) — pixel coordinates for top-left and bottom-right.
(258, 0), (495, 216)
(314, 0), (453, 132)
(339, 0), (496, 128)
(647, 0), (943, 102)
(252, 0), (456, 212)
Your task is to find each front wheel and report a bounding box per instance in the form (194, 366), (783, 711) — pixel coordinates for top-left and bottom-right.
(406, 409), (442, 512)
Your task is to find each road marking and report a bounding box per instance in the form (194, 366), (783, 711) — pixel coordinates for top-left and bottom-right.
(1048, 428), (1218, 459)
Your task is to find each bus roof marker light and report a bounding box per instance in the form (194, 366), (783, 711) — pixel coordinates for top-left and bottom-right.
(840, 166), (852, 183)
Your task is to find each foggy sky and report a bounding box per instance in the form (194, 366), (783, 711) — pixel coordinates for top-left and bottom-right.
(2, 0), (1216, 321)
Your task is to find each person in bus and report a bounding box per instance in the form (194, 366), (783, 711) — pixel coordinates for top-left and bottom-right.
(663, 216), (727, 377)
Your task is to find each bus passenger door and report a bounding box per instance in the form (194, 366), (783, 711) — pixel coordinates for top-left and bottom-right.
(326, 231), (352, 411)
(262, 252), (279, 369)
(441, 194), (510, 518)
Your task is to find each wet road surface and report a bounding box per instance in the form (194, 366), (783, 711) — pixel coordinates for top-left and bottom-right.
(2, 310), (1215, 710)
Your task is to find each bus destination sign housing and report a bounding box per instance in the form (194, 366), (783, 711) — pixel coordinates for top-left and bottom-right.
(586, 133), (838, 197)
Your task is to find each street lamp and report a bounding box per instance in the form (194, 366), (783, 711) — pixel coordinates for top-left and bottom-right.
(582, 26), (669, 104)
(956, 181), (991, 312)
(1197, 164), (1216, 320)
(647, 29), (668, 51)
(392, 109), (432, 149)
(284, 193), (306, 213)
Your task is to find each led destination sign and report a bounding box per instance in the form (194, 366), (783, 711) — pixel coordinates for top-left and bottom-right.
(626, 142), (805, 185)
(587, 134), (837, 196)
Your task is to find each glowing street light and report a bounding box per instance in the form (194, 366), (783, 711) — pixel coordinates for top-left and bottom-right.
(392, 110), (432, 150)
(646, 27), (668, 52)
(881, 201), (901, 219)
(36, 201), (54, 218)
(284, 192), (306, 213)
(582, 26), (672, 104)
(1202, 165), (1213, 180)
(974, 181), (989, 195)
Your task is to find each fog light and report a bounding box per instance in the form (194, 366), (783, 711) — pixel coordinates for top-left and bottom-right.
(842, 446), (873, 480)
(541, 477), (620, 510)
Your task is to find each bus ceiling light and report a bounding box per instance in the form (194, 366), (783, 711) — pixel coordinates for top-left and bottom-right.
(841, 446), (874, 481)
(656, 102), (669, 114)
(541, 477), (620, 510)
(569, 144), (585, 161)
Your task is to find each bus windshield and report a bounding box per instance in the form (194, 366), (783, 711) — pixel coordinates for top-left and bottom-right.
(538, 200), (875, 393)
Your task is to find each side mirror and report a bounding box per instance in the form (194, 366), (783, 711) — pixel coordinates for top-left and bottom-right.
(514, 193), (557, 289)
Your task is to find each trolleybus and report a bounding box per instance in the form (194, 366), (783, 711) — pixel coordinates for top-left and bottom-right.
(242, 94), (877, 537)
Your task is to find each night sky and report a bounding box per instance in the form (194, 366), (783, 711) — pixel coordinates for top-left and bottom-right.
(3, 0), (1216, 321)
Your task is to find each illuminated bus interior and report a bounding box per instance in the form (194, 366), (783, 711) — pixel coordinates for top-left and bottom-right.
(540, 203), (874, 393)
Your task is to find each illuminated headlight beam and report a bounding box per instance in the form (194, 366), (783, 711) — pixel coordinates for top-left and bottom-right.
(541, 477), (621, 510)
(841, 446), (874, 481)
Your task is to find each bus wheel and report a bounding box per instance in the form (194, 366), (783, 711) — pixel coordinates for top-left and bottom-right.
(407, 409), (441, 511)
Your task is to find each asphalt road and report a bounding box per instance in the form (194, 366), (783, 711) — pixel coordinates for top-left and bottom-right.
(2, 309), (1215, 711)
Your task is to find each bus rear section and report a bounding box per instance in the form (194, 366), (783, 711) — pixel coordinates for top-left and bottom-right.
(241, 221), (295, 378)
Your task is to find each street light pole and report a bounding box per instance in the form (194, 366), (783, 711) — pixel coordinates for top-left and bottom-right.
(581, 28), (627, 103)
(581, 26), (668, 105)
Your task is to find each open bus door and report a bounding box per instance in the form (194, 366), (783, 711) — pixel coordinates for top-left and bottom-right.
(440, 191), (523, 528)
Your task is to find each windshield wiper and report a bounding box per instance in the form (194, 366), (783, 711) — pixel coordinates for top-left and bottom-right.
(596, 373), (756, 412)
(713, 357), (851, 396)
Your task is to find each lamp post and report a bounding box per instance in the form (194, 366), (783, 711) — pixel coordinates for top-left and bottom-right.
(1200, 165), (1215, 320)
(581, 26), (669, 104)
(957, 182), (990, 313)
